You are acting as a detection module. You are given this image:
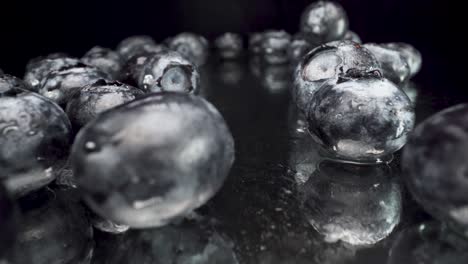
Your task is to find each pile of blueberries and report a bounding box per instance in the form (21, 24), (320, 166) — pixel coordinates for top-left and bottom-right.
(0, 1), (467, 263)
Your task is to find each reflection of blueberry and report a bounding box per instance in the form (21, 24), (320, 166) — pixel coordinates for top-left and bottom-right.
(307, 76), (415, 163)
(92, 219), (239, 264)
(71, 92), (234, 228)
(66, 79), (144, 130)
(138, 51), (200, 94)
(0, 84), (71, 194)
(82, 46), (124, 80)
(293, 40), (381, 112)
(300, 1), (349, 43)
(8, 188), (94, 264)
(403, 104), (468, 236)
(298, 161), (402, 245)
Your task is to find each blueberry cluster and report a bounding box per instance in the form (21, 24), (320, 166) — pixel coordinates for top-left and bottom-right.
(0, 33), (235, 263)
(1, 0), (467, 263)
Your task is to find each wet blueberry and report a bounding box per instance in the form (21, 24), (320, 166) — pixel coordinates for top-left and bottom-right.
(8, 188), (94, 264)
(116, 35), (156, 61)
(0, 85), (71, 195)
(82, 46), (124, 80)
(293, 40), (381, 112)
(382, 42), (422, 78)
(214, 32), (243, 60)
(24, 56), (81, 92)
(307, 76), (415, 163)
(38, 62), (107, 105)
(138, 50), (200, 94)
(288, 33), (316, 64)
(248, 32), (263, 55)
(167, 32), (209, 66)
(300, 1), (349, 43)
(66, 79), (144, 130)
(70, 92), (234, 228)
(402, 104), (468, 236)
(298, 161), (402, 245)
(258, 30), (292, 64)
(364, 43), (411, 84)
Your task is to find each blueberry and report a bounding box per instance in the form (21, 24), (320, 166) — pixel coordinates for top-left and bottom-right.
(70, 92), (235, 228)
(8, 188), (94, 264)
(0, 183), (17, 259)
(214, 32), (243, 60)
(39, 62), (107, 105)
(288, 33), (316, 64)
(300, 1), (349, 43)
(248, 32), (263, 55)
(382, 42), (422, 78)
(342, 30), (362, 43)
(138, 50), (200, 94)
(167, 32), (209, 66)
(92, 219), (238, 263)
(402, 104), (468, 236)
(293, 40), (381, 112)
(307, 76), (415, 163)
(66, 79), (144, 130)
(24, 56), (81, 91)
(0, 85), (71, 195)
(258, 30), (292, 65)
(298, 161), (402, 245)
(1, 74), (30, 92)
(82, 46), (124, 80)
(364, 43), (412, 84)
(389, 222), (468, 264)
(116, 35), (156, 61)
(119, 51), (157, 87)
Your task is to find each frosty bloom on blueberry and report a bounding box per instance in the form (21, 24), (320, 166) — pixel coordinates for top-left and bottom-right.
(70, 92), (235, 228)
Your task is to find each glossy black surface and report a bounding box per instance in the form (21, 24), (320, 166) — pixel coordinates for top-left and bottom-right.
(88, 56), (467, 263)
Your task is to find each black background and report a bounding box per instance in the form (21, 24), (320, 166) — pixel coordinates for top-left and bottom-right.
(1, 0), (465, 99)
